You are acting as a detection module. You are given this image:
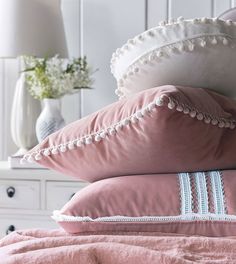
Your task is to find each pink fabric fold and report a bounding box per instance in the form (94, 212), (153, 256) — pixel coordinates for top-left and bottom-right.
(1, 229), (236, 263)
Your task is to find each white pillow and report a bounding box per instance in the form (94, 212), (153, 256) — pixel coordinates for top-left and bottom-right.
(111, 17), (236, 99)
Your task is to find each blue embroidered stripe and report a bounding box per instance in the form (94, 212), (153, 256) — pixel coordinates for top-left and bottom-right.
(178, 173), (192, 214)
(194, 172), (209, 214)
(209, 171), (225, 214)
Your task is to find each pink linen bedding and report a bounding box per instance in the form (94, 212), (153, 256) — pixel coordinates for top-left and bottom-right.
(1, 229), (236, 263)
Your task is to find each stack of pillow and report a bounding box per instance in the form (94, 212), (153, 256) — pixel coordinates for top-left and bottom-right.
(23, 17), (236, 237)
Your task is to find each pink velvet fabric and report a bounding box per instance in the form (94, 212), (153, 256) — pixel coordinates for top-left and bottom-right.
(54, 170), (236, 235)
(2, 229), (236, 263)
(61, 174), (180, 219)
(28, 85), (236, 182)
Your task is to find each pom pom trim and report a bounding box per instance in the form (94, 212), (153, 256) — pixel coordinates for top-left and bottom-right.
(114, 34), (236, 98)
(22, 95), (236, 163)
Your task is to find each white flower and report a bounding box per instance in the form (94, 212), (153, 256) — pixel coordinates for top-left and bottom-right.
(23, 55), (95, 100)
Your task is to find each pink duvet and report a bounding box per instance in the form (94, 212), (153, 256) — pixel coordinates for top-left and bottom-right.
(1, 229), (236, 263)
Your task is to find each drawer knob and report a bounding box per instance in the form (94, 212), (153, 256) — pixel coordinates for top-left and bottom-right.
(6, 225), (15, 235)
(70, 193), (75, 200)
(6, 186), (15, 198)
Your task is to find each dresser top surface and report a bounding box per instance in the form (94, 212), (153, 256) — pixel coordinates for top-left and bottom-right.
(0, 161), (82, 182)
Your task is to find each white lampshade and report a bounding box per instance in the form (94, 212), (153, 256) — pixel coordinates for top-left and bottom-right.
(0, 0), (68, 58)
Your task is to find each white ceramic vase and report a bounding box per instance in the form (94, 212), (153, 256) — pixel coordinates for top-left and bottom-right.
(36, 98), (65, 142)
(11, 73), (41, 156)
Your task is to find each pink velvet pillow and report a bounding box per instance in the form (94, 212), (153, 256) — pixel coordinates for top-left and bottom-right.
(53, 171), (236, 236)
(23, 85), (236, 182)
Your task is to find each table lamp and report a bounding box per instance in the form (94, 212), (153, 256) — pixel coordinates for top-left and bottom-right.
(0, 0), (68, 156)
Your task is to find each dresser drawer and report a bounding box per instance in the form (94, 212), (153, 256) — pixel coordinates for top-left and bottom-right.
(0, 180), (40, 210)
(0, 215), (57, 238)
(46, 181), (87, 210)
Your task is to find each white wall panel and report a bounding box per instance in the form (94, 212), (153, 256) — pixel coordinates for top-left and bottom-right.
(147, 0), (168, 28)
(214, 0), (231, 17)
(61, 0), (81, 123)
(0, 60), (4, 160)
(81, 0), (146, 116)
(169, 0), (212, 19)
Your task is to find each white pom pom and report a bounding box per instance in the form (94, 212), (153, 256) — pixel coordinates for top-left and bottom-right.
(43, 149), (51, 156)
(68, 142), (75, 150)
(59, 145), (67, 152)
(115, 124), (123, 131)
(147, 102), (156, 111)
(211, 37), (217, 45)
(167, 101), (175, 109)
(201, 17), (208, 23)
(157, 50), (164, 57)
(128, 71), (134, 76)
(141, 108), (148, 116)
(155, 98), (164, 106)
(223, 38), (229, 45)
(141, 59), (148, 65)
(135, 111), (143, 119)
(76, 140), (83, 147)
(212, 17), (218, 23)
(51, 148), (59, 155)
(159, 21), (166, 26)
(127, 39), (135, 45)
(108, 128), (116, 135)
(122, 118), (130, 126)
(149, 53), (156, 61)
(189, 111), (197, 118)
(177, 16), (184, 23)
(27, 155), (34, 163)
(115, 48), (121, 55)
(131, 116), (138, 123)
(95, 134), (102, 141)
(148, 31), (155, 37)
(176, 105), (184, 112)
(85, 136), (93, 145)
(196, 113), (204, 120)
(138, 35), (144, 41)
(183, 108), (190, 114)
(230, 123), (236, 130)
(188, 43), (195, 51)
(218, 121), (225, 128)
(35, 153), (42, 161)
(115, 89), (122, 96)
(226, 20), (233, 26)
(169, 46), (177, 53)
(200, 39), (206, 47)
(100, 131), (107, 138)
(211, 119), (218, 125)
(204, 118), (211, 124)
(123, 44), (129, 50)
(225, 122), (230, 128)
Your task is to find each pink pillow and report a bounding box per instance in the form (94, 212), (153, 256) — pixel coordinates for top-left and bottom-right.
(53, 171), (236, 236)
(23, 85), (236, 182)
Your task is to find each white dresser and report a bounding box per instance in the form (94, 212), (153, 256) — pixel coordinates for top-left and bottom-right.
(0, 161), (87, 238)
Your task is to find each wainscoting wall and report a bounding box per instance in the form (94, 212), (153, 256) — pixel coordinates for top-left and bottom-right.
(0, 0), (234, 160)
